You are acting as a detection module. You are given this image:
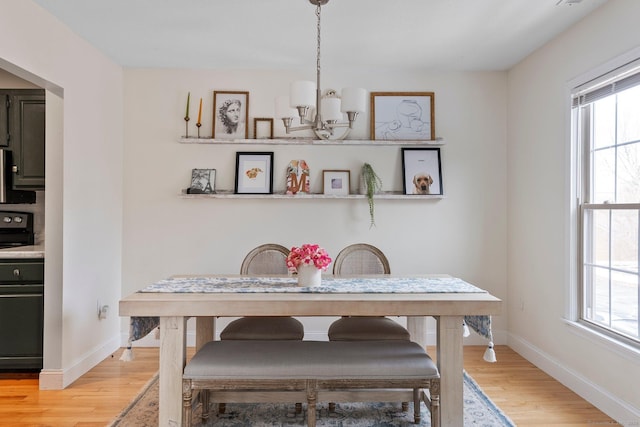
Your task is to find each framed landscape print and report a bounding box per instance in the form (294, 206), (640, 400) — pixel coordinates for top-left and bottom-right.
(235, 151), (274, 194)
(401, 147), (443, 195)
(213, 91), (249, 139)
(370, 92), (435, 141)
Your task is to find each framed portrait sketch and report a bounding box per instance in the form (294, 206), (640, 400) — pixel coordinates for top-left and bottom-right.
(213, 91), (249, 139)
(370, 92), (435, 141)
(322, 170), (350, 195)
(254, 117), (273, 139)
(235, 152), (274, 194)
(188, 168), (216, 194)
(401, 147), (443, 195)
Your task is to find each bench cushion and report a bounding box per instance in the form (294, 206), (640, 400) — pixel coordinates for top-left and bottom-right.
(184, 340), (438, 380)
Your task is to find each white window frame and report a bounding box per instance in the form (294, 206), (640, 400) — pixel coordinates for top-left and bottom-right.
(567, 48), (640, 354)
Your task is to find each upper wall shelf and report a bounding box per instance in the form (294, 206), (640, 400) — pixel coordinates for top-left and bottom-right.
(178, 137), (445, 146)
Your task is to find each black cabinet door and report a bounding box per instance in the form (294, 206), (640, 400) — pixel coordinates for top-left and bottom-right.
(8, 90), (45, 190)
(0, 94), (7, 148)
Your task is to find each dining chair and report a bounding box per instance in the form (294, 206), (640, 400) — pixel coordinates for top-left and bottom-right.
(327, 243), (411, 412)
(218, 244), (305, 414)
(328, 243), (410, 341)
(219, 244), (304, 340)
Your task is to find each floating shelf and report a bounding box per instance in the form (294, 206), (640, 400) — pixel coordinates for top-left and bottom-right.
(180, 190), (444, 200)
(178, 137), (445, 146)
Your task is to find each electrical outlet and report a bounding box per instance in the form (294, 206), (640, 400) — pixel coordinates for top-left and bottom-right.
(97, 300), (109, 319)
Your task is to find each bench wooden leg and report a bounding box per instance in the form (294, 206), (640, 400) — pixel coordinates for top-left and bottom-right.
(413, 388), (421, 423)
(429, 379), (441, 427)
(218, 402), (226, 414)
(306, 380), (317, 427)
(201, 389), (210, 423)
(182, 380), (193, 427)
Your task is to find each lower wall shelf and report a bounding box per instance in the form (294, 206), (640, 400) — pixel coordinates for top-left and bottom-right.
(180, 190), (444, 200)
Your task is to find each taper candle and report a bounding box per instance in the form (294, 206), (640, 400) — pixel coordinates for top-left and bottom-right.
(185, 92), (190, 119)
(197, 98), (202, 125)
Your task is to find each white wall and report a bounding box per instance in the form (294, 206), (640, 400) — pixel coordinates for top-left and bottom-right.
(507, 0), (640, 423)
(0, 0), (124, 388)
(122, 68), (508, 341)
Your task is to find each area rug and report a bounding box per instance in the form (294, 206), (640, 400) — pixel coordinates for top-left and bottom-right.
(110, 372), (515, 426)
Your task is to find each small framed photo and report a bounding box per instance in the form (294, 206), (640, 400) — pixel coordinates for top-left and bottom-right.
(370, 92), (435, 141)
(235, 152), (274, 194)
(322, 170), (350, 195)
(188, 168), (216, 194)
(401, 147), (443, 195)
(213, 91), (249, 139)
(254, 118), (273, 139)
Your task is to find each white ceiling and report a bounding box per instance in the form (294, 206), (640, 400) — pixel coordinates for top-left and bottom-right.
(32, 0), (608, 71)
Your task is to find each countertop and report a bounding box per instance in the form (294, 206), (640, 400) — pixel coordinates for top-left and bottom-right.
(0, 244), (45, 259)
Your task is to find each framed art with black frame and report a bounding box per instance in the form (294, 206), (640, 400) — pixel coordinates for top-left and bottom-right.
(370, 92), (435, 141)
(401, 147), (443, 195)
(213, 91), (249, 139)
(235, 151), (274, 194)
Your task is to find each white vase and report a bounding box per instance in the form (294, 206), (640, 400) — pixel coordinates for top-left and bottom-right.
(297, 264), (322, 287)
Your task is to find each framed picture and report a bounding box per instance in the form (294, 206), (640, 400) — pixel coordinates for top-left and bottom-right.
(401, 147), (443, 195)
(322, 170), (350, 195)
(213, 91), (249, 139)
(235, 151), (274, 194)
(254, 117), (273, 139)
(188, 168), (216, 194)
(370, 92), (435, 141)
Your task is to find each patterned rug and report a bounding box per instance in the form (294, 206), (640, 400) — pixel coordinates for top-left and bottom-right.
(109, 372), (515, 426)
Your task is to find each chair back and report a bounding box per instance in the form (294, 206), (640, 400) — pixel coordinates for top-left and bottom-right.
(332, 243), (390, 275)
(240, 244), (289, 275)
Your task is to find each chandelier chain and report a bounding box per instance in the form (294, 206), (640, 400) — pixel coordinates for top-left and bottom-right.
(316, 3), (321, 86)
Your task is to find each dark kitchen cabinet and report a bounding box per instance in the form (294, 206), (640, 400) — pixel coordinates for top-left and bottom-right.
(1, 89), (45, 190)
(0, 258), (44, 371)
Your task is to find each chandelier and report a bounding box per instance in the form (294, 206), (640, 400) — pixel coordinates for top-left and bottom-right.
(275, 0), (366, 140)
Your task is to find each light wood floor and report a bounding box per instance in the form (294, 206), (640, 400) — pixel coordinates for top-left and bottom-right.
(0, 345), (619, 426)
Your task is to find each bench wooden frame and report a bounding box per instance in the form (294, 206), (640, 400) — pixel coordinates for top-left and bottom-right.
(181, 340), (440, 427)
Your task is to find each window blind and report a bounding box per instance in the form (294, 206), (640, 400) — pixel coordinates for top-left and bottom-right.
(572, 58), (640, 107)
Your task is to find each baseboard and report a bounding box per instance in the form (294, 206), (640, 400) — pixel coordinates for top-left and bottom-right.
(508, 333), (640, 426)
(40, 335), (121, 390)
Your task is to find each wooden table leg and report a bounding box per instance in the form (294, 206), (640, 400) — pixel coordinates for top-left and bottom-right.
(406, 316), (427, 348)
(437, 315), (463, 427)
(195, 316), (215, 351)
(159, 316), (187, 426)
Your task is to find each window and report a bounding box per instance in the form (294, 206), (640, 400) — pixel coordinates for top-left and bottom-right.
(573, 60), (640, 346)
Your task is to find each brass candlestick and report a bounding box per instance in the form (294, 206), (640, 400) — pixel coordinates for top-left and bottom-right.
(184, 116), (190, 138)
(196, 122), (201, 138)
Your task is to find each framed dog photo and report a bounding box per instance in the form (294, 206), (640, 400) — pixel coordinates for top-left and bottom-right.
(322, 170), (350, 195)
(213, 91), (249, 139)
(235, 151), (274, 194)
(188, 168), (216, 194)
(370, 92), (435, 141)
(401, 147), (443, 195)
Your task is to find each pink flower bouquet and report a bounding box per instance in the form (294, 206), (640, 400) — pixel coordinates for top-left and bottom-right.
(286, 244), (332, 273)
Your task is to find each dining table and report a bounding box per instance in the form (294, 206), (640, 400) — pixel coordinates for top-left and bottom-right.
(119, 274), (502, 427)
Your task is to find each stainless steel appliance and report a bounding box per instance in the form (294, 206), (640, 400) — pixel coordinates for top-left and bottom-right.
(0, 211), (35, 248)
(0, 149), (36, 204)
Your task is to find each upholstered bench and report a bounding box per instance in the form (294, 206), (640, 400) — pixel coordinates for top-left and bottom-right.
(182, 340), (440, 427)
